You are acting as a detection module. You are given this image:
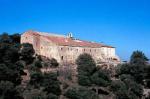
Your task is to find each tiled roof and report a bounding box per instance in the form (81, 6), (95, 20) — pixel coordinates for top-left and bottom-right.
(24, 31), (114, 48)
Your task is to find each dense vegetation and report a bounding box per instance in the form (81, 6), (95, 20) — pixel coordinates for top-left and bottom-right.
(0, 33), (61, 99)
(0, 33), (150, 99)
(65, 51), (150, 99)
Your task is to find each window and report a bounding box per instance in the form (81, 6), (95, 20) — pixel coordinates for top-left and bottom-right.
(61, 56), (64, 60)
(90, 49), (91, 52)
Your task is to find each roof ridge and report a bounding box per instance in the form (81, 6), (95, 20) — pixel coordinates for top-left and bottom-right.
(25, 30), (114, 48)
(36, 31), (66, 38)
(27, 30), (66, 38)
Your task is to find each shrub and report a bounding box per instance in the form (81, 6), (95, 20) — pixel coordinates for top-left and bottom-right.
(46, 93), (58, 99)
(76, 53), (96, 75)
(76, 53), (96, 86)
(29, 71), (43, 88)
(91, 69), (111, 87)
(65, 86), (99, 99)
(50, 58), (59, 67)
(42, 73), (61, 96)
(78, 74), (92, 86)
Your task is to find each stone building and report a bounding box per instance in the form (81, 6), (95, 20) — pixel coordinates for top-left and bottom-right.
(21, 30), (120, 65)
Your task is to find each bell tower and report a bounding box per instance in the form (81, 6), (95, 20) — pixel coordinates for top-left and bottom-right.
(67, 32), (73, 38)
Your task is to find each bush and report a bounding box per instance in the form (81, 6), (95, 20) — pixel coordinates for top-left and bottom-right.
(0, 81), (23, 99)
(20, 43), (35, 64)
(42, 73), (61, 96)
(46, 93), (58, 99)
(76, 53), (96, 86)
(65, 86), (99, 99)
(34, 60), (43, 69)
(91, 69), (111, 87)
(76, 53), (96, 75)
(110, 78), (143, 99)
(29, 71), (43, 88)
(78, 74), (92, 86)
(50, 58), (59, 67)
(110, 80), (127, 92)
(23, 89), (46, 99)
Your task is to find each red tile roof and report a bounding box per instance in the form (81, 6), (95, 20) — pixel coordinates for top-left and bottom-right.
(24, 31), (114, 48)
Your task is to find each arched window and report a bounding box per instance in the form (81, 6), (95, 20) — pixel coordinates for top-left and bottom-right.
(61, 48), (63, 50)
(90, 49), (91, 52)
(61, 56), (64, 60)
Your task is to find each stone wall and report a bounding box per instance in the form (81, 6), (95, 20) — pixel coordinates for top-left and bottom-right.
(21, 32), (120, 64)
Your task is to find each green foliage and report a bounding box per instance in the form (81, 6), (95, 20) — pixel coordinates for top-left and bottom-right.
(30, 71), (43, 88)
(110, 77), (143, 99)
(20, 43), (35, 64)
(110, 79), (143, 99)
(76, 53), (111, 87)
(28, 72), (61, 98)
(114, 51), (147, 98)
(0, 63), (24, 85)
(0, 81), (23, 99)
(110, 80), (127, 92)
(77, 74), (92, 86)
(24, 90), (59, 99)
(0, 44), (20, 63)
(0, 33), (25, 98)
(46, 93), (58, 99)
(124, 79), (143, 97)
(23, 89), (46, 99)
(76, 53), (96, 75)
(76, 53), (96, 86)
(50, 58), (59, 67)
(0, 33), (20, 44)
(145, 65), (150, 88)
(116, 51), (149, 84)
(116, 63), (145, 84)
(130, 51), (149, 65)
(65, 86), (99, 99)
(0, 33), (11, 43)
(29, 58), (43, 72)
(34, 60), (43, 68)
(10, 33), (21, 44)
(42, 73), (61, 96)
(91, 69), (111, 87)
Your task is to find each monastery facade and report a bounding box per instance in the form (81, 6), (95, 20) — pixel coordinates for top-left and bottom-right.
(21, 31), (120, 65)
